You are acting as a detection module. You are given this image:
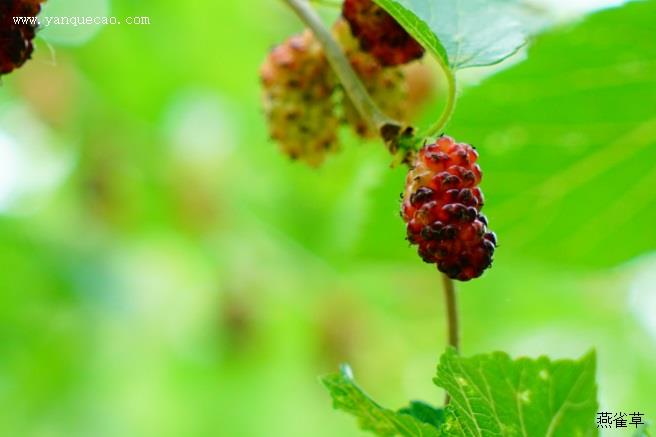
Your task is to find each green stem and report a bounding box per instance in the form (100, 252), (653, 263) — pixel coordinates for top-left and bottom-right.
(281, 0), (403, 138)
(441, 274), (459, 351)
(425, 64), (457, 138)
(441, 273), (459, 405)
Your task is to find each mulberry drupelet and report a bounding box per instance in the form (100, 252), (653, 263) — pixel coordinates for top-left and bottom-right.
(401, 136), (497, 281)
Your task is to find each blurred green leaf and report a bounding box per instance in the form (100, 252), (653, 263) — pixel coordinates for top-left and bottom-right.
(449, 0), (656, 268)
(322, 365), (442, 436)
(434, 348), (598, 437)
(634, 423), (653, 437)
(375, 0), (526, 69)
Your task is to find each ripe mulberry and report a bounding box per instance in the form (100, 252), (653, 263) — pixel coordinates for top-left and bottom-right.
(342, 0), (424, 67)
(0, 0), (45, 76)
(401, 136), (497, 281)
(260, 30), (339, 167)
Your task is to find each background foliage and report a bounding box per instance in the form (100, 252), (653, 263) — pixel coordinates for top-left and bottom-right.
(0, 0), (654, 435)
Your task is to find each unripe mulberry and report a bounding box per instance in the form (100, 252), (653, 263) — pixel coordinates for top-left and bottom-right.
(334, 20), (434, 139)
(0, 0), (44, 76)
(333, 20), (408, 138)
(342, 0), (424, 67)
(403, 61), (439, 117)
(401, 136), (496, 281)
(260, 30), (339, 167)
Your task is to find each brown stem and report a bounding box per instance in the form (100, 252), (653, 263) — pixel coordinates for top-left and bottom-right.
(441, 273), (459, 405)
(280, 0), (403, 138)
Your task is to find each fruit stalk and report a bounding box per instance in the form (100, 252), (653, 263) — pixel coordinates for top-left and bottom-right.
(442, 273), (458, 405)
(281, 0), (403, 138)
(425, 67), (457, 138)
(442, 273), (459, 351)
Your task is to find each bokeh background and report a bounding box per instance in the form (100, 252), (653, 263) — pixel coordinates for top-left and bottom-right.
(0, 0), (654, 435)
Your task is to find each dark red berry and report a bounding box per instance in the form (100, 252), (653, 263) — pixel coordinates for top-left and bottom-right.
(401, 136), (496, 281)
(342, 0), (424, 67)
(0, 0), (45, 76)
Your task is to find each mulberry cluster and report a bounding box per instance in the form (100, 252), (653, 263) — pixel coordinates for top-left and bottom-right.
(261, 5), (433, 165)
(0, 0), (44, 76)
(401, 136), (497, 281)
(342, 0), (424, 67)
(260, 31), (339, 167)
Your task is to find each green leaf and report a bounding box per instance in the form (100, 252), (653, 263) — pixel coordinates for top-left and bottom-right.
(398, 401), (446, 429)
(322, 365), (443, 436)
(434, 349), (599, 437)
(448, 0), (656, 269)
(375, 0), (526, 69)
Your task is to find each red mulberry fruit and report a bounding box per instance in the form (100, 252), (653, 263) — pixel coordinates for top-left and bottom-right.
(401, 136), (496, 281)
(260, 30), (339, 167)
(0, 0), (45, 76)
(342, 0), (424, 67)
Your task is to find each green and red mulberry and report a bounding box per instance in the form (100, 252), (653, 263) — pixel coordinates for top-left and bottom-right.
(401, 136), (497, 281)
(0, 0), (45, 76)
(342, 0), (424, 67)
(260, 30), (339, 167)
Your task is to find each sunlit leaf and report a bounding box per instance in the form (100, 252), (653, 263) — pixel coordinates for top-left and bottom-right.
(375, 0), (526, 69)
(434, 349), (598, 437)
